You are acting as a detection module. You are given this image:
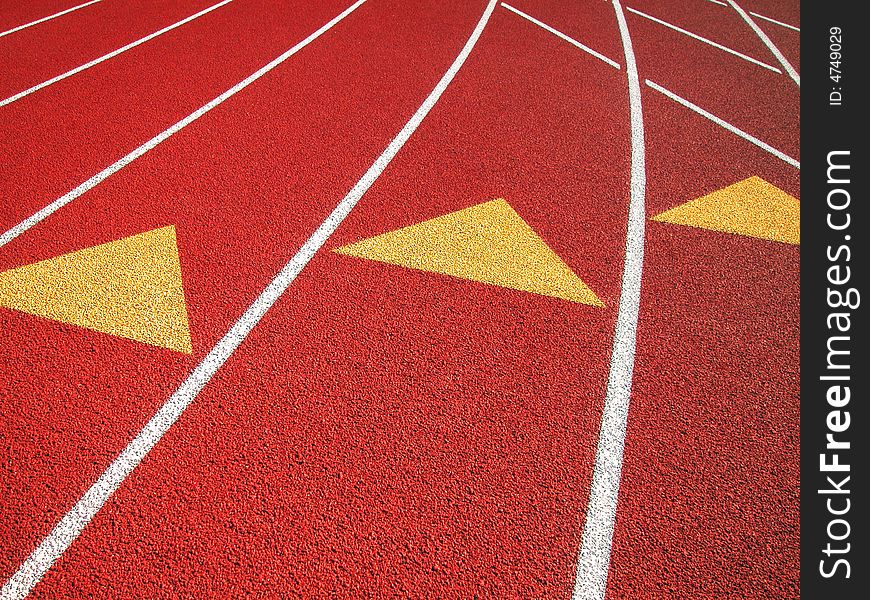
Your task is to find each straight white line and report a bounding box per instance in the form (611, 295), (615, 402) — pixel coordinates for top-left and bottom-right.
(0, 0), (100, 39)
(0, 1), (497, 598)
(500, 2), (620, 69)
(0, 0), (234, 107)
(0, 0), (368, 250)
(702, 0), (799, 31)
(626, 6), (781, 74)
(726, 0), (799, 85)
(573, 0), (645, 598)
(646, 79), (800, 168)
(749, 11), (799, 33)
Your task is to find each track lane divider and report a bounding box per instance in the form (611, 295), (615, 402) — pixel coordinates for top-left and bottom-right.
(500, 2), (620, 69)
(625, 5), (781, 74)
(646, 79), (800, 168)
(573, 0), (646, 598)
(0, 1), (498, 597)
(0, 0), (235, 107)
(725, 0), (799, 85)
(748, 11), (799, 32)
(703, 0), (800, 32)
(0, 0), (100, 39)
(0, 0), (368, 250)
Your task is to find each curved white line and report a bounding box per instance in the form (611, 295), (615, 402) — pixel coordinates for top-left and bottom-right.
(0, 0), (234, 107)
(0, 0), (368, 249)
(0, 2), (498, 598)
(726, 0), (799, 85)
(573, 0), (646, 598)
(0, 0), (100, 39)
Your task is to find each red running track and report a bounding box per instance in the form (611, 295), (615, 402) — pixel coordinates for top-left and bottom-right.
(0, 0), (800, 597)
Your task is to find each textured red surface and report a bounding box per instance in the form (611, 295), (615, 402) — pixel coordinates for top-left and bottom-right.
(1, 0), (484, 582)
(1, 0), (799, 597)
(601, 6), (800, 594)
(0, 0), (94, 32)
(605, 83), (799, 599)
(0, 0), (351, 230)
(0, 0), (222, 97)
(21, 4), (630, 596)
(626, 0), (799, 156)
(738, 0), (800, 69)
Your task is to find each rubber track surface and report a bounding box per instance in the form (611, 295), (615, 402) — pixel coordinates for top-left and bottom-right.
(1, 0), (799, 597)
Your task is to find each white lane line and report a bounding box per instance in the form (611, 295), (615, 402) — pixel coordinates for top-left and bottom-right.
(0, 0), (100, 39)
(646, 79), (799, 168)
(726, 0), (799, 86)
(0, 1), (497, 598)
(573, 0), (646, 598)
(0, 0), (234, 107)
(501, 2), (620, 69)
(625, 6), (781, 74)
(0, 0), (368, 250)
(702, 0), (800, 31)
(749, 11), (799, 32)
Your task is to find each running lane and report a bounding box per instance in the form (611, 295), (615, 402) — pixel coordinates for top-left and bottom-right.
(0, 0), (489, 588)
(624, 0), (798, 157)
(732, 0), (800, 67)
(0, 0), (353, 233)
(0, 0), (221, 99)
(499, 0), (624, 68)
(627, 0), (778, 59)
(605, 31), (800, 600)
(17, 1), (635, 597)
(0, 1), (98, 35)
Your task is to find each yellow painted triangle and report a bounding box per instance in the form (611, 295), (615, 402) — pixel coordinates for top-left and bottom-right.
(651, 176), (800, 244)
(334, 198), (603, 306)
(0, 225), (192, 353)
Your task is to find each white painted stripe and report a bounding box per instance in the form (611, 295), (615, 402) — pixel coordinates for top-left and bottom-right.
(702, 0), (799, 31)
(626, 6), (781, 74)
(573, 0), (646, 598)
(646, 79), (800, 168)
(726, 0), (799, 85)
(0, 0), (234, 107)
(501, 2), (620, 69)
(749, 11), (799, 33)
(703, 0), (801, 32)
(0, 2), (497, 598)
(0, 0), (368, 250)
(0, 0), (100, 39)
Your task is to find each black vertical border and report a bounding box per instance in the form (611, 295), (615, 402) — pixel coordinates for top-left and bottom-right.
(801, 1), (867, 597)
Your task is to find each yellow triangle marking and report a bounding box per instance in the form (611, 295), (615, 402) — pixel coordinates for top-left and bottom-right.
(0, 225), (193, 353)
(651, 176), (800, 244)
(334, 198), (603, 306)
